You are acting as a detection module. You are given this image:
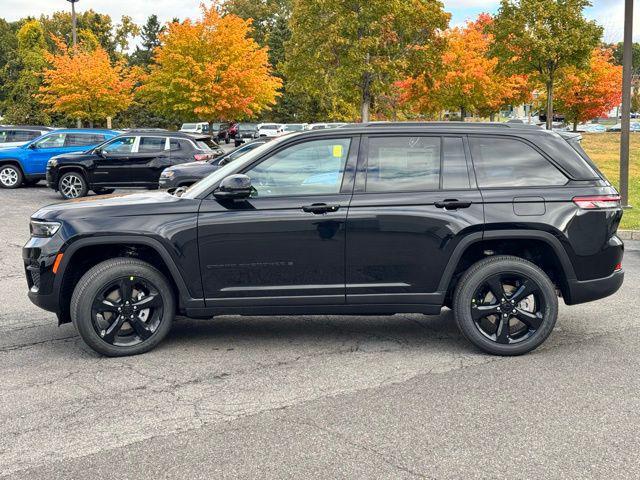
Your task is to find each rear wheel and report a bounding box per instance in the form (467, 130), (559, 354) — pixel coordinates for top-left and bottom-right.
(453, 255), (558, 356)
(58, 171), (88, 199)
(70, 258), (175, 357)
(0, 164), (23, 189)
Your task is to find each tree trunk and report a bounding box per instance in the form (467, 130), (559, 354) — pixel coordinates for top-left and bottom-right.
(490, 113), (496, 122)
(89, 120), (94, 128)
(546, 75), (554, 130)
(460, 106), (466, 121)
(573, 118), (578, 132)
(361, 73), (371, 123)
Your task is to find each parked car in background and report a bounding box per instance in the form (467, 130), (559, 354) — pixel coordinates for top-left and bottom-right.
(159, 138), (271, 189)
(24, 122), (624, 356)
(217, 122), (238, 144)
(234, 122), (259, 146)
(308, 123), (330, 130)
(570, 124), (607, 133)
(0, 126), (54, 149)
(283, 123), (308, 133)
(180, 122), (211, 135)
(46, 132), (223, 199)
(607, 122), (640, 132)
(257, 123), (284, 137)
(0, 129), (118, 189)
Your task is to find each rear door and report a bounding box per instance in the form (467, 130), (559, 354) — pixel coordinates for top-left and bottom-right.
(345, 134), (484, 307)
(135, 136), (172, 185)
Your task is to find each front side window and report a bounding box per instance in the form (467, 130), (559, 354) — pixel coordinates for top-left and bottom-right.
(0, 131), (8, 143)
(34, 133), (66, 149)
(139, 137), (166, 153)
(102, 136), (135, 154)
(470, 137), (567, 188)
(245, 138), (351, 197)
(365, 136), (440, 193)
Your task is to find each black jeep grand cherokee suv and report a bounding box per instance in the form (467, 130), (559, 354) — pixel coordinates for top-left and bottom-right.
(24, 123), (624, 357)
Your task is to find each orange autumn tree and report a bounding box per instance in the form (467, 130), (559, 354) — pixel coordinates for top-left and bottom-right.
(397, 14), (531, 120)
(553, 48), (622, 131)
(141, 5), (281, 125)
(40, 38), (135, 126)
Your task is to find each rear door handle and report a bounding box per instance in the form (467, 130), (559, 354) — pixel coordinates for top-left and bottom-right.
(435, 199), (472, 210)
(302, 203), (340, 214)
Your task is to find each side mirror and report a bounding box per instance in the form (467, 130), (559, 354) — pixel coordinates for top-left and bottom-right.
(95, 148), (104, 157)
(28, 143), (37, 149)
(214, 174), (252, 200)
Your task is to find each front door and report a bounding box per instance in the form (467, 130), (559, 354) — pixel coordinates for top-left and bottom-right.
(345, 134), (485, 306)
(197, 136), (358, 307)
(28, 133), (68, 174)
(93, 136), (137, 186)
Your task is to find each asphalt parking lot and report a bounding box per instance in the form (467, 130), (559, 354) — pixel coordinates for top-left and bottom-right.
(1, 184), (640, 479)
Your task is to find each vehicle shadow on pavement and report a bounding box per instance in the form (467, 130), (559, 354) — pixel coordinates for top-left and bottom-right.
(162, 310), (466, 351)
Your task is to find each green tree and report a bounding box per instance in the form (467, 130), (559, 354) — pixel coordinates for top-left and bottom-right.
(283, 0), (449, 122)
(490, 0), (602, 129)
(611, 42), (640, 76)
(2, 20), (50, 124)
(130, 15), (164, 69)
(40, 10), (116, 57)
(114, 16), (140, 54)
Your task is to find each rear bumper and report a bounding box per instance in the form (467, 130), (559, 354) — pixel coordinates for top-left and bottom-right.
(565, 269), (624, 305)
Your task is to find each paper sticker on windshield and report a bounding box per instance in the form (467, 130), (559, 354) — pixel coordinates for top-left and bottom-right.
(332, 145), (343, 158)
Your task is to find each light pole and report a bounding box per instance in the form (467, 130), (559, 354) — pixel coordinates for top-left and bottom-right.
(66, 0), (80, 127)
(620, 0), (633, 208)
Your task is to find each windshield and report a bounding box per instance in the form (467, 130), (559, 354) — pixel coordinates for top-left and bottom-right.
(239, 123), (257, 129)
(261, 124), (279, 129)
(183, 135), (296, 199)
(181, 123), (198, 130)
(284, 124), (305, 131)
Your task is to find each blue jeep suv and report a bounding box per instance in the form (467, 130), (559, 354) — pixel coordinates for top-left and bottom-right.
(0, 129), (118, 189)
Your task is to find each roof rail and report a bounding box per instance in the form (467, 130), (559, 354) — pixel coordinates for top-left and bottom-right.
(359, 121), (541, 129)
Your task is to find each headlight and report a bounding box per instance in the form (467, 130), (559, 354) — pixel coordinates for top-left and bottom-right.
(161, 170), (175, 179)
(30, 220), (61, 237)
(47, 159), (58, 167)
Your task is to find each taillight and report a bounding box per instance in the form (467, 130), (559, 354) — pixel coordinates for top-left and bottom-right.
(193, 153), (211, 161)
(572, 195), (621, 209)
(614, 262), (622, 271)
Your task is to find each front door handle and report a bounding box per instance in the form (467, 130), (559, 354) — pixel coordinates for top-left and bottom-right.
(302, 203), (340, 214)
(435, 199), (472, 210)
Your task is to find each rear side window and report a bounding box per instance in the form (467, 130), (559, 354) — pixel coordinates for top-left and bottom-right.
(13, 130), (41, 142)
(66, 134), (105, 146)
(170, 139), (194, 151)
(470, 137), (567, 188)
(365, 136), (440, 192)
(139, 137), (166, 153)
(0, 130), (9, 143)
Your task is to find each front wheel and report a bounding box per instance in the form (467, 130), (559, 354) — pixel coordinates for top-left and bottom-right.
(58, 171), (88, 199)
(70, 258), (175, 356)
(453, 255), (558, 356)
(0, 164), (23, 189)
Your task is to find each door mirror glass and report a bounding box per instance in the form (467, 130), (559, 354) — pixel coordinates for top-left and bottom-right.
(214, 174), (252, 199)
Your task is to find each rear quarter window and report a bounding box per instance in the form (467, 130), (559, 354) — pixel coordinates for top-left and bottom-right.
(470, 136), (567, 188)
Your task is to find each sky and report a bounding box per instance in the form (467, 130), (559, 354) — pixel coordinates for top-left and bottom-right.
(0, 0), (631, 44)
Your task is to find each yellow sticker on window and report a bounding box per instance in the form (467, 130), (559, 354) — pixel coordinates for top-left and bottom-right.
(332, 145), (343, 158)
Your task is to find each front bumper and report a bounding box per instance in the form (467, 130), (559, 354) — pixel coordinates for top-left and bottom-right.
(565, 269), (624, 305)
(23, 235), (65, 315)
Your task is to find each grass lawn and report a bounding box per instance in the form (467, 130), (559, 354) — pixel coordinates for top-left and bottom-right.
(581, 132), (640, 230)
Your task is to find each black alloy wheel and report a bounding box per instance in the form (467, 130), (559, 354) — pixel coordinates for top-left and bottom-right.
(91, 276), (164, 347)
(470, 273), (544, 345)
(453, 255), (558, 356)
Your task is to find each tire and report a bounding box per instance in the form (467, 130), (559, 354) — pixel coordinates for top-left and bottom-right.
(0, 164), (23, 189)
(70, 258), (175, 357)
(453, 255), (558, 356)
(58, 171), (88, 199)
(93, 188), (115, 195)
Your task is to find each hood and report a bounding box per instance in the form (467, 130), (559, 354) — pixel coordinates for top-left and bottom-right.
(0, 145), (25, 156)
(32, 191), (201, 222)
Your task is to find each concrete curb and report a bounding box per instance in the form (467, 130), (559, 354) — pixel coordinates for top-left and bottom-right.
(618, 230), (640, 240)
